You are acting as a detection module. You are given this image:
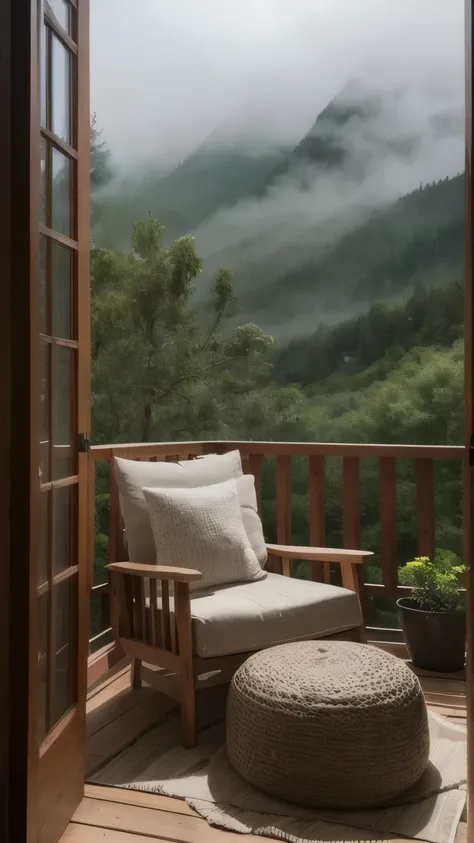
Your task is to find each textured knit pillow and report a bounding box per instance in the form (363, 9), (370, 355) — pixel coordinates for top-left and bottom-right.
(142, 479), (266, 592)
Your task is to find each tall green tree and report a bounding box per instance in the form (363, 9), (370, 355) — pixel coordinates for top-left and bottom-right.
(90, 113), (113, 191)
(91, 217), (305, 444)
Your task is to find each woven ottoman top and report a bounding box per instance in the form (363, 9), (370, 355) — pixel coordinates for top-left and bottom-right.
(226, 640), (430, 808)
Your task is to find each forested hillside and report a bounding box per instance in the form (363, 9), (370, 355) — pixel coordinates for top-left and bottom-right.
(243, 176), (463, 329)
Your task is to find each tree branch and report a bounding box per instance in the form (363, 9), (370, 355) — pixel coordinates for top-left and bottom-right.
(201, 302), (227, 351)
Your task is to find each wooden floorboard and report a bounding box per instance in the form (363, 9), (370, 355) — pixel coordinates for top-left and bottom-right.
(58, 662), (467, 843)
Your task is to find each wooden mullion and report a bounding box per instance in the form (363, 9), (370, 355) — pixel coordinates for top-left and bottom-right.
(37, 581), (50, 599)
(71, 208), (78, 345)
(70, 54), (77, 241)
(39, 474), (79, 492)
(39, 223), (78, 251)
(44, 11), (78, 55)
(70, 11), (77, 149)
(48, 336), (79, 350)
(46, 22), (52, 135)
(68, 570), (78, 710)
(71, 341), (78, 475)
(51, 563), (79, 588)
(87, 457), (95, 592)
(47, 482), (57, 733)
(45, 235), (52, 341)
(41, 127), (78, 159)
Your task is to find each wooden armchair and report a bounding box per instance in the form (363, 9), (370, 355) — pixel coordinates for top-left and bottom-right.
(107, 543), (372, 748)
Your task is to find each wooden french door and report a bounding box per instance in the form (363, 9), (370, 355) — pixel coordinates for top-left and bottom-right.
(466, 5), (474, 843)
(33, 0), (90, 840)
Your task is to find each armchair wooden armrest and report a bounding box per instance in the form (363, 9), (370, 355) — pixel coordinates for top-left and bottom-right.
(265, 544), (373, 564)
(107, 561), (202, 583)
(265, 544), (373, 603)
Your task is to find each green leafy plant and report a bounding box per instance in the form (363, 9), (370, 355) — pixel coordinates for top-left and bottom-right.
(399, 550), (467, 612)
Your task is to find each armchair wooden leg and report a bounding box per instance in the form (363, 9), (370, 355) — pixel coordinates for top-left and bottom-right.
(131, 657), (142, 689)
(352, 625), (367, 644)
(175, 582), (197, 748)
(180, 671), (197, 749)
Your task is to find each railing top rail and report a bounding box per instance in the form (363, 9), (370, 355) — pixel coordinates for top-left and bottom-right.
(90, 441), (464, 461)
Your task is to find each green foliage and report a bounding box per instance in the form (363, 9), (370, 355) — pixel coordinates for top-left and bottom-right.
(91, 217), (301, 445)
(245, 176), (463, 326)
(398, 552), (467, 613)
(90, 114), (113, 191)
(275, 281), (463, 388)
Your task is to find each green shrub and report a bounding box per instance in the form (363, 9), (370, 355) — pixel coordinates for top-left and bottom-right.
(398, 550), (467, 612)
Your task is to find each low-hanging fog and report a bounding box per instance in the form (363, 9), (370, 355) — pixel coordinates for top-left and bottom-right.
(91, 0), (464, 338)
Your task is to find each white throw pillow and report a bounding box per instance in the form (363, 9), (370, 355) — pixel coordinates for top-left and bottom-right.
(236, 474), (267, 568)
(143, 480), (267, 592)
(114, 452), (267, 567)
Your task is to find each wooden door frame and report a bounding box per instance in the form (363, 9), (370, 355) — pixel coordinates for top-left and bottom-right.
(1, 0), (40, 839)
(0, 0), (12, 835)
(466, 6), (474, 843)
(0, 1), (91, 840)
(0, 0), (40, 840)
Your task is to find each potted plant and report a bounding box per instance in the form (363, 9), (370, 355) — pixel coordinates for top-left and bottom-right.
(397, 551), (467, 672)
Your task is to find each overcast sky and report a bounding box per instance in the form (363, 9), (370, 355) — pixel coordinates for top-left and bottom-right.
(91, 0), (464, 172)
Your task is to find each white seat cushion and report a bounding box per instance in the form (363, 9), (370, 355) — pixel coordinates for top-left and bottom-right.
(190, 573), (362, 658)
(114, 452), (267, 567)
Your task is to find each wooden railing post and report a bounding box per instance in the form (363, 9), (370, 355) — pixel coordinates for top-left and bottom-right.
(249, 453), (264, 514)
(415, 458), (435, 559)
(108, 451), (119, 565)
(87, 456), (96, 594)
(343, 457), (363, 598)
(276, 455), (292, 576)
(309, 455), (327, 582)
(379, 457), (398, 595)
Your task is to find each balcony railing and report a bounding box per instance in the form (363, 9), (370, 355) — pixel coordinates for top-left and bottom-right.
(86, 440), (464, 683)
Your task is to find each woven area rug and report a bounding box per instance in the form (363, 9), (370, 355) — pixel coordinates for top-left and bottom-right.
(92, 709), (466, 843)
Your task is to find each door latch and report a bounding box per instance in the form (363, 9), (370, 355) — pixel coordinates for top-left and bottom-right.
(78, 432), (91, 453)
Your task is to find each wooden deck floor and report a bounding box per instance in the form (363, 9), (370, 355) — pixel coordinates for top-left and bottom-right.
(60, 658), (468, 843)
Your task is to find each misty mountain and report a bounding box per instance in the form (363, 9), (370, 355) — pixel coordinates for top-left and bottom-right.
(149, 138), (287, 233)
(92, 78), (463, 338)
(92, 127), (290, 249)
(257, 81), (389, 192)
(240, 174), (464, 334)
(189, 81), (463, 335)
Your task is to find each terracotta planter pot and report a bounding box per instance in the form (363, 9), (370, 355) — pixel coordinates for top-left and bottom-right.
(397, 597), (466, 672)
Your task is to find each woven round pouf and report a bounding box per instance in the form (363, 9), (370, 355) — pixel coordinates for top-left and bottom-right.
(226, 641), (429, 809)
